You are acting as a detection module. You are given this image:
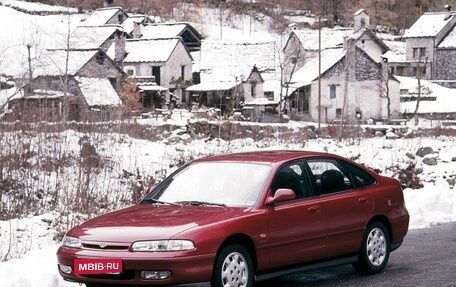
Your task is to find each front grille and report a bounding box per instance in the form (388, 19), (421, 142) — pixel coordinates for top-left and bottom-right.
(82, 243), (130, 250)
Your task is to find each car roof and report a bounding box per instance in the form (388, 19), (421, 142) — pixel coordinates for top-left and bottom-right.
(193, 150), (335, 164)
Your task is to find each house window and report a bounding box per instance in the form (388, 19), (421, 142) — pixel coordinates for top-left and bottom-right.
(413, 47), (426, 59)
(396, 66), (405, 76)
(336, 108), (342, 118)
(291, 56), (297, 64)
(95, 52), (106, 64)
(329, 84), (336, 99)
(360, 18), (366, 28)
(412, 66), (426, 77)
(181, 65), (185, 80)
(152, 66), (161, 85)
(126, 69), (134, 76)
(118, 14), (124, 23)
(251, 82), (256, 97)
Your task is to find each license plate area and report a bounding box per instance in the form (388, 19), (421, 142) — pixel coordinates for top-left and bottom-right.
(74, 258), (123, 275)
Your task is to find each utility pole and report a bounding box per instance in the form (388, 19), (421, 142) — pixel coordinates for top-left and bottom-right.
(318, 16), (322, 131)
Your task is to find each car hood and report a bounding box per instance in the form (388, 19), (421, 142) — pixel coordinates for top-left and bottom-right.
(69, 204), (249, 243)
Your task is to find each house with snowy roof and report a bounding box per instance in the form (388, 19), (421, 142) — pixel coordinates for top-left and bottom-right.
(402, 6), (456, 85)
(122, 14), (154, 35)
(283, 9), (398, 122)
(187, 39), (279, 120)
(116, 38), (193, 110)
(131, 22), (203, 52)
(79, 6), (128, 27)
(288, 39), (400, 123)
(6, 49), (124, 121)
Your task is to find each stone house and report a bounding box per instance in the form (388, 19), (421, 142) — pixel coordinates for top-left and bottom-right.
(402, 8), (456, 87)
(117, 38), (193, 110)
(132, 22), (203, 52)
(288, 41), (400, 123)
(79, 6), (128, 27)
(7, 49), (124, 121)
(187, 40), (279, 120)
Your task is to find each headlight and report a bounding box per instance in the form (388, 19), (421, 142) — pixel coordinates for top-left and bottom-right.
(62, 235), (82, 248)
(131, 240), (195, 252)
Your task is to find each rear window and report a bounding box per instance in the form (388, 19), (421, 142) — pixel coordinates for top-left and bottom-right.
(342, 162), (376, 188)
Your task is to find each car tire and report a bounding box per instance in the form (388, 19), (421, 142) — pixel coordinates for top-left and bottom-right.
(211, 244), (254, 287)
(353, 221), (391, 275)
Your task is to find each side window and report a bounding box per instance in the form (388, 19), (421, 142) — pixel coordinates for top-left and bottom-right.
(271, 163), (307, 199)
(306, 159), (353, 195)
(342, 162), (376, 188)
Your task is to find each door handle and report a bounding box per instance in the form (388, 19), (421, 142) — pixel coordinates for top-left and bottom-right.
(358, 197), (369, 204)
(308, 206), (320, 213)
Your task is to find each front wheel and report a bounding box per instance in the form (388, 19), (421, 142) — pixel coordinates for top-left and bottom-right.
(353, 221), (391, 275)
(212, 244), (254, 287)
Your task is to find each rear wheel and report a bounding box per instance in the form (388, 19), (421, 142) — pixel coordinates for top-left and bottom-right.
(354, 221), (391, 275)
(212, 244), (254, 287)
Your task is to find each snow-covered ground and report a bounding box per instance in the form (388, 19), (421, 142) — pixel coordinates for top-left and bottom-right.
(0, 124), (455, 286)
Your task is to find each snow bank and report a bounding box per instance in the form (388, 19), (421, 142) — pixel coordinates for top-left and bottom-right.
(405, 180), (456, 228)
(0, 245), (73, 287)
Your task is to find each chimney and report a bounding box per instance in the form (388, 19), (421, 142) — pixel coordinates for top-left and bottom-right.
(114, 32), (125, 69)
(103, 0), (114, 8)
(444, 4), (452, 20)
(132, 22), (142, 38)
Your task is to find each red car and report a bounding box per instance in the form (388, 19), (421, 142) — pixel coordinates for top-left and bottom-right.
(57, 150), (409, 287)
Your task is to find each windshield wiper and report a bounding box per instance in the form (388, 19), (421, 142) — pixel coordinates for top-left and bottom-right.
(141, 198), (178, 206)
(175, 201), (226, 207)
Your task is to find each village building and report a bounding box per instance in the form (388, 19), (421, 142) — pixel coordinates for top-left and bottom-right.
(112, 38), (193, 110)
(132, 22), (203, 52)
(400, 6), (456, 87)
(286, 10), (400, 123)
(122, 14), (154, 35)
(79, 6), (128, 27)
(187, 39), (279, 121)
(6, 49), (124, 121)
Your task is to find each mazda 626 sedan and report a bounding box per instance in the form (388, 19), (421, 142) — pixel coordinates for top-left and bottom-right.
(57, 150), (409, 287)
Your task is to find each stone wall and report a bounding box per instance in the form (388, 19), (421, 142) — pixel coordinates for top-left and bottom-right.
(435, 49), (456, 81)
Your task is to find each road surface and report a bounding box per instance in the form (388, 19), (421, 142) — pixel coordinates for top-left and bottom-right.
(256, 222), (456, 287)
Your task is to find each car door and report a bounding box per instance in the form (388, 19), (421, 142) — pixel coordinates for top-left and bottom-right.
(304, 158), (373, 258)
(265, 161), (327, 269)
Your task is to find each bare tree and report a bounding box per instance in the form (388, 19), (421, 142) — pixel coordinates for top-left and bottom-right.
(412, 56), (428, 125)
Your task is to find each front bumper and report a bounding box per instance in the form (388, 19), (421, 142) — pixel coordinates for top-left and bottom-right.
(57, 246), (215, 286)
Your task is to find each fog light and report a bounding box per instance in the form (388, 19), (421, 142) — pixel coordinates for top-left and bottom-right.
(58, 264), (73, 275)
(141, 270), (171, 280)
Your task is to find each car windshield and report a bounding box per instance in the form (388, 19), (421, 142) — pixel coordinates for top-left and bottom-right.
(147, 162), (271, 207)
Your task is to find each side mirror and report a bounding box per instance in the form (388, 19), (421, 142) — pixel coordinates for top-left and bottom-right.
(265, 188), (296, 205)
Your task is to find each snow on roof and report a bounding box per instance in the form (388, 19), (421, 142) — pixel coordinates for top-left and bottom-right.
(79, 7), (124, 27)
(398, 76), (456, 114)
(48, 25), (121, 50)
(403, 12), (455, 38)
(0, 0), (78, 13)
(0, 5), (85, 77)
(383, 40), (406, 63)
(122, 15), (152, 33)
(0, 86), (17, 108)
(138, 83), (168, 91)
(140, 23), (188, 39)
(438, 25), (456, 48)
(291, 28), (353, 51)
(123, 38), (181, 63)
(199, 39), (276, 82)
(187, 81), (237, 92)
(9, 89), (72, 101)
(34, 50), (96, 76)
(290, 48), (345, 87)
(354, 9), (367, 16)
(76, 77), (121, 107)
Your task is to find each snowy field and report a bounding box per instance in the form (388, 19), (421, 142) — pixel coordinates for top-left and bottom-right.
(0, 124), (455, 287)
